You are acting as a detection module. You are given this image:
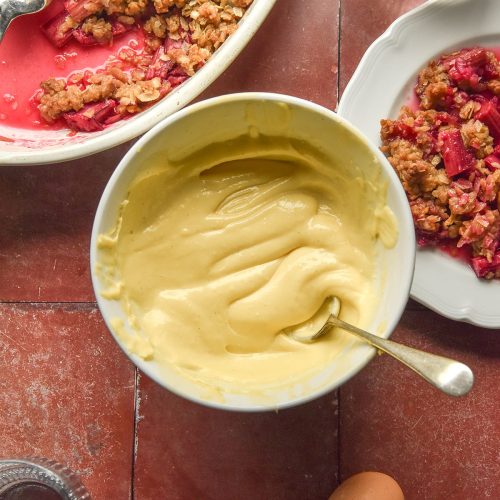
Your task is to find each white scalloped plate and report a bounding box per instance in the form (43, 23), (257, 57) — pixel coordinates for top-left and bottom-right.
(338, 0), (500, 328)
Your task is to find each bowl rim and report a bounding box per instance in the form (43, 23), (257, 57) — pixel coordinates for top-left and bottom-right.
(0, 0), (277, 166)
(90, 92), (416, 412)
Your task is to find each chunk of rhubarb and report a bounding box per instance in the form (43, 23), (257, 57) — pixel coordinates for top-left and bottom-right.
(72, 28), (101, 46)
(145, 46), (175, 80)
(445, 48), (489, 90)
(382, 120), (417, 141)
(111, 18), (133, 37)
(65, 0), (101, 22)
(457, 47), (488, 66)
(164, 35), (184, 52)
(167, 74), (188, 87)
(475, 100), (500, 141)
(145, 34), (190, 80)
(62, 99), (118, 132)
(167, 66), (188, 88)
(438, 128), (476, 177)
(484, 154), (500, 169)
(41, 11), (75, 48)
(471, 252), (500, 278)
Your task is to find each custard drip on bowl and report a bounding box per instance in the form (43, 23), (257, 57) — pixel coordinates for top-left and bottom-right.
(97, 135), (398, 393)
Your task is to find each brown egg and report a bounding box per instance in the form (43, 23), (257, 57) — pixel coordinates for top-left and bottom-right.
(329, 472), (404, 500)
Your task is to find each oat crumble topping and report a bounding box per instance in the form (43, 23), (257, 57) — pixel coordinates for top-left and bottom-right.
(381, 47), (500, 279)
(37, 0), (253, 130)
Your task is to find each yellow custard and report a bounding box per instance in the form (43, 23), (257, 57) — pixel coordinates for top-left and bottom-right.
(98, 135), (397, 395)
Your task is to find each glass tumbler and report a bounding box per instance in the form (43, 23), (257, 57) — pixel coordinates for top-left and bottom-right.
(0, 458), (90, 499)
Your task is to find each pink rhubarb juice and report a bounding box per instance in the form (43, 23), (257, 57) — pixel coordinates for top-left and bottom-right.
(0, 0), (142, 131)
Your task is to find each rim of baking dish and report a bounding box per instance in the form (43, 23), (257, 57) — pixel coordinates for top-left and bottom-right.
(0, 0), (277, 165)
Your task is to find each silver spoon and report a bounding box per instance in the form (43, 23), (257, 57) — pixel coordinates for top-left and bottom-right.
(0, 0), (49, 43)
(289, 297), (474, 397)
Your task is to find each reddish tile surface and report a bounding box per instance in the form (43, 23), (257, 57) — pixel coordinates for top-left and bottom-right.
(201, 0), (339, 109)
(0, 143), (131, 302)
(339, 0), (424, 94)
(339, 309), (500, 500)
(0, 303), (135, 499)
(1, 1), (500, 500)
(134, 375), (338, 500)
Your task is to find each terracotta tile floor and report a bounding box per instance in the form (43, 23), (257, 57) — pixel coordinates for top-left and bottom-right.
(0, 304), (135, 499)
(1, 0), (499, 499)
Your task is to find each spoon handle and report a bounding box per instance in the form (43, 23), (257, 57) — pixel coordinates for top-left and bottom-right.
(328, 316), (474, 397)
(0, 0), (16, 43)
(0, 0), (47, 43)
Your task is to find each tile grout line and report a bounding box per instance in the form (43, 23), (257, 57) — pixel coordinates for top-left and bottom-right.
(336, 0), (342, 487)
(130, 368), (140, 500)
(336, 0), (342, 107)
(0, 300), (98, 306)
(337, 388), (342, 485)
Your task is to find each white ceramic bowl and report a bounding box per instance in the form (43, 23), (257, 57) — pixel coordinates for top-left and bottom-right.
(91, 93), (416, 411)
(0, 0), (276, 166)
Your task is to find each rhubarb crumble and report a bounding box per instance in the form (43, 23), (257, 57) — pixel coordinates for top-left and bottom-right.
(381, 47), (500, 279)
(28, 0), (253, 132)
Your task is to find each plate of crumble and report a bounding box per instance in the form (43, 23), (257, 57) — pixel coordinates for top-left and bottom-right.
(0, 0), (276, 164)
(338, 0), (500, 328)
